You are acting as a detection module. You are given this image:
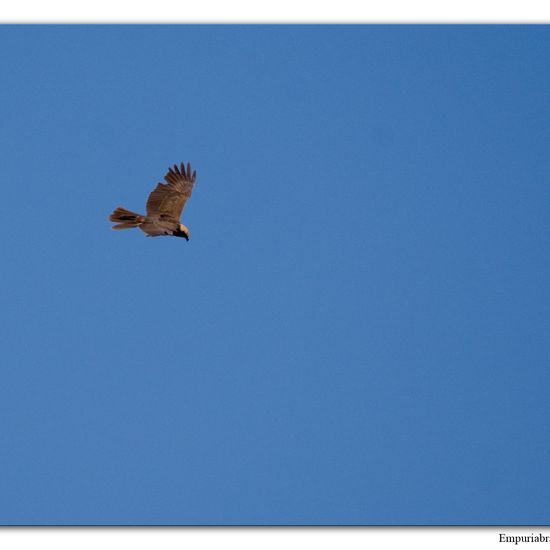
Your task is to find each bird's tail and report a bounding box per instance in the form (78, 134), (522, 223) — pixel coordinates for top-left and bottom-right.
(109, 207), (145, 230)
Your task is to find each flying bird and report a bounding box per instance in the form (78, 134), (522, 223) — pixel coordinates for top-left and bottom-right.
(109, 162), (197, 240)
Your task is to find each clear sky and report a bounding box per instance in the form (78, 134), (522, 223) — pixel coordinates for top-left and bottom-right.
(0, 25), (548, 525)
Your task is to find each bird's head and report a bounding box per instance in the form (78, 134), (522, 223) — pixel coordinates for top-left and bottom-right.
(177, 224), (190, 241)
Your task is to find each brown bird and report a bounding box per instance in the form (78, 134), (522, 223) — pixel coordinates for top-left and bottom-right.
(109, 162), (197, 240)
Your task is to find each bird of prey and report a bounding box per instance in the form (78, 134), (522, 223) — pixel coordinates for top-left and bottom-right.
(109, 162), (197, 240)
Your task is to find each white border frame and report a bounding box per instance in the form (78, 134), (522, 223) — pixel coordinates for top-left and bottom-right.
(1, 0), (550, 23)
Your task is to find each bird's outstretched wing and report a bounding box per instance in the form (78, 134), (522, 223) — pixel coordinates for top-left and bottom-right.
(146, 162), (196, 221)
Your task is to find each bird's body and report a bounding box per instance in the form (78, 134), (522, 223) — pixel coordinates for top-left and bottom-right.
(109, 162), (197, 240)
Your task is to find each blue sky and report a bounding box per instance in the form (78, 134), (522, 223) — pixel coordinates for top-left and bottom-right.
(0, 25), (548, 525)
